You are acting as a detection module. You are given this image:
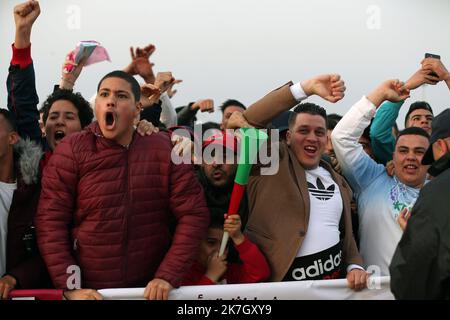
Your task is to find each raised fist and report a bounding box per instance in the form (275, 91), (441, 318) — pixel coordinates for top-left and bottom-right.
(14, 0), (41, 30)
(301, 74), (346, 103)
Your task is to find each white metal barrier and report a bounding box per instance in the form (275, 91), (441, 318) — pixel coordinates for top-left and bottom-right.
(98, 276), (393, 300)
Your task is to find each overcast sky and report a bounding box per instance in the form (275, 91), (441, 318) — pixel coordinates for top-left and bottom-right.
(1, 0), (449, 126)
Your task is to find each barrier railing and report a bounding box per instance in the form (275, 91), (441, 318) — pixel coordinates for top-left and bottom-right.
(9, 276), (393, 300)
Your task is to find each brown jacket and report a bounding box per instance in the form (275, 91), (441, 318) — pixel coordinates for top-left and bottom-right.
(242, 83), (363, 281)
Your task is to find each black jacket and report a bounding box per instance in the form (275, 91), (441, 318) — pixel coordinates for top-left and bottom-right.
(390, 151), (450, 299)
(7, 63), (41, 144)
(176, 104), (198, 129)
(5, 139), (51, 289)
(6, 60), (52, 288)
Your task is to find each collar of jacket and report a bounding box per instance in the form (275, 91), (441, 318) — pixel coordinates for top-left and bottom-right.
(428, 151), (450, 177)
(87, 121), (137, 149)
(285, 144), (352, 232)
(13, 138), (43, 186)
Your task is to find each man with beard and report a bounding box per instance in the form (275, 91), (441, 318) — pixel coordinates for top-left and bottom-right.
(198, 131), (248, 226)
(331, 79), (431, 276)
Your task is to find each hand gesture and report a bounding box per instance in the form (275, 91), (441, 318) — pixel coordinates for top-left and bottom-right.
(144, 278), (173, 300)
(421, 58), (450, 82)
(14, 0), (40, 31)
(346, 268), (369, 291)
(60, 50), (87, 90)
(140, 83), (162, 106)
(368, 79), (410, 107)
(226, 111), (252, 130)
(405, 68), (439, 90)
(192, 99), (214, 113)
(154, 72), (175, 94)
(224, 214), (245, 246)
(385, 160), (395, 177)
(63, 289), (103, 300)
(384, 80), (411, 102)
(136, 119), (159, 136)
(172, 134), (194, 158)
(0, 275), (17, 300)
(14, 0), (41, 49)
(124, 44), (156, 84)
(205, 252), (228, 283)
(301, 74), (346, 103)
(167, 79), (183, 98)
(397, 207), (411, 232)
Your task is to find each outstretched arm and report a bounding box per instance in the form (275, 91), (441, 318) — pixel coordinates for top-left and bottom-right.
(229, 74), (345, 129)
(422, 57), (450, 90)
(58, 50), (88, 91)
(177, 99), (214, 128)
(154, 72), (177, 127)
(7, 0), (41, 143)
(370, 67), (439, 164)
(14, 0), (40, 49)
(370, 100), (403, 165)
(332, 80), (410, 195)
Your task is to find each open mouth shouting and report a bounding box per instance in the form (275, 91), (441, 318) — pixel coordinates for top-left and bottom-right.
(104, 111), (117, 131)
(54, 130), (66, 145)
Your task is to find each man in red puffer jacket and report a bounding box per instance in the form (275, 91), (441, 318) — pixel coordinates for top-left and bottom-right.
(35, 70), (209, 300)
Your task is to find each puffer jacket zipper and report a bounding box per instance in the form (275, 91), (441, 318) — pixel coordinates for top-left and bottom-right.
(123, 146), (131, 286)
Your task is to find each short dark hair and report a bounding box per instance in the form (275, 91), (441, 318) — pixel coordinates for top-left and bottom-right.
(288, 102), (327, 129)
(0, 109), (17, 132)
(327, 113), (342, 131)
(97, 70), (141, 102)
(220, 99), (246, 113)
(404, 101), (433, 126)
(395, 126), (430, 146)
(41, 89), (93, 128)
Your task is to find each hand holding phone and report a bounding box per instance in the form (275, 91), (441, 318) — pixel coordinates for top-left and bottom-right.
(424, 53), (441, 77)
(425, 53), (440, 59)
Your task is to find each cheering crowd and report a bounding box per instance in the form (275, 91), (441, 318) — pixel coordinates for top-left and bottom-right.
(1, 0), (450, 300)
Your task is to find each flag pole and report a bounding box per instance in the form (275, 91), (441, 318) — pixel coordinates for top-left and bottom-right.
(219, 128), (268, 256)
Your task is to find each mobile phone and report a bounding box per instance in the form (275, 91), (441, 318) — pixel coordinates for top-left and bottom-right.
(425, 53), (440, 60)
(424, 53), (441, 77)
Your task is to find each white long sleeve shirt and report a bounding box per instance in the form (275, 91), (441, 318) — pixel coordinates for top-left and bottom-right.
(0, 181), (17, 277)
(331, 96), (424, 275)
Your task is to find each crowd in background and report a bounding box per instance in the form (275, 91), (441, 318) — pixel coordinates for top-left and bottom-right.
(1, 0), (450, 300)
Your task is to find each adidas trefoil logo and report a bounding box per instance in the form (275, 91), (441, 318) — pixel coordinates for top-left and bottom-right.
(307, 177), (335, 201)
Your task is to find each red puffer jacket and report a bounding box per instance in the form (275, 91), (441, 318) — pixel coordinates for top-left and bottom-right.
(35, 122), (209, 290)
